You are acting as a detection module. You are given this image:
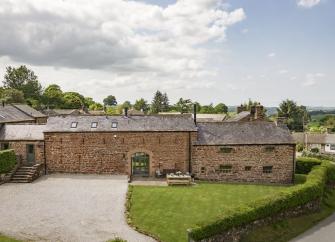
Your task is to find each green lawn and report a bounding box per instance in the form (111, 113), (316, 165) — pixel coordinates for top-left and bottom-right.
(128, 182), (294, 242)
(0, 234), (20, 242)
(241, 188), (335, 242)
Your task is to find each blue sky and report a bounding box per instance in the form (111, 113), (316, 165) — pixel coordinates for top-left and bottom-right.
(0, 0), (333, 106)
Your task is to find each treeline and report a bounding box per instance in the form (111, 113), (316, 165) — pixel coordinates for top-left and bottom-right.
(0, 65), (228, 114)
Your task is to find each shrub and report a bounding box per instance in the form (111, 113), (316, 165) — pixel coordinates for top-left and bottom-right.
(296, 143), (304, 152)
(310, 147), (320, 153)
(0, 149), (17, 174)
(108, 238), (127, 242)
(296, 157), (322, 174)
(302, 151), (335, 162)
(188, 159), (334, 241)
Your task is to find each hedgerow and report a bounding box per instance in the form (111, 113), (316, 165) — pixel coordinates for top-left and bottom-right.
(188, 159), (334, 241)
(296, 157), (322, 174)
(0, 149), (17, 174)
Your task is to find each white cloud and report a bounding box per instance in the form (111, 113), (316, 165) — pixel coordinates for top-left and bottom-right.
(297, 0), (321, 8)
(302, 73), (325, 87)
(241, 28), (249, 34)
(279, 69), (288, 74)
(268, 52), (276, 58)
(0, 0), (246, 92)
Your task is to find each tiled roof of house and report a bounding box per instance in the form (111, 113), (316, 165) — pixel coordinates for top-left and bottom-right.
(196, 121), (294, 145)
(292, 132), (335, 144)
(225, 111), (251, 122)
(11, 104), (46, 118)
(42, 109), (80, 116)
(193, 114), (227, 122)
(0, 124), (45, 140)
(45, 115), (197, 132)
(0, 105), (35, 123)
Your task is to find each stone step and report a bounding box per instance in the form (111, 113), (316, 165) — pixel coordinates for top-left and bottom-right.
(15, 171), (35, 174)
(10, 179), (30, 183)
(12, 174), (33, 178)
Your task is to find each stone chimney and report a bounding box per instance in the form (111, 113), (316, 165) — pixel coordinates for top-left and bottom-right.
(255, 104), (264, 120)
(250, 106), (256, 120)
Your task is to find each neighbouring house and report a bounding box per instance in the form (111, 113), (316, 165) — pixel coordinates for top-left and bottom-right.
(193, 114), (227, 122)
(226, 104), (265, 122)
(192, 122), (295, 184)
(1, 105), (296, 184)
(292, 132), (335, 154)
(0, 124), (45, 167)
(0, 103), (47, 125)
(42, 109), (81, 117)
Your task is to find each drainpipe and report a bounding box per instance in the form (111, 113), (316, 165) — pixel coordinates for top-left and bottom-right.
(188, 132), (192, 174)
(43, 140), (47, 175)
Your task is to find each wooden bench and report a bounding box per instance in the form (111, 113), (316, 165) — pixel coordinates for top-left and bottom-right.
(166, 174), (192, 186)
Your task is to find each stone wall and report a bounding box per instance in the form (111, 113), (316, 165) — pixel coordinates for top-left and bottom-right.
(0, 141), (44, 165)
(189, 199), (320, 242)
(192, 144), (295, 184)
(45, 131), (197, 176)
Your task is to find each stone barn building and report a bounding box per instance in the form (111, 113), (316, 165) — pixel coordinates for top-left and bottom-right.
(0, 112), (296, 184)
(192, 122), (296, 184)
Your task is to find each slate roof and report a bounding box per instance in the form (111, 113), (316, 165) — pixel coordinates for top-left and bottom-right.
(0, 124), (45, 140)
(193, 114), (227, 122)
(11, 104), (47, 118)
(225, 111), (251, 122)
(43, 109), (80, 116)
(0, 105), (35, 123)
(44, 115), (197, 132)
(196, 121), (295, 145)
(292, 132), (335, 144)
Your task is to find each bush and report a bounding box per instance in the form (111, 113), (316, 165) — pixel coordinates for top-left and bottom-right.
(296, 143), (304, 152)
(302, 151), (335, 162)
(296, 157), (322, 174)
(0, 149), (17, 174)
(188, 159), (334, 241)
(310, 147), (320, 153)
(108, 238), (127, 242)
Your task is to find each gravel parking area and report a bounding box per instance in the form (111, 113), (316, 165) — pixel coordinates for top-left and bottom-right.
(0, 174), (156, 242)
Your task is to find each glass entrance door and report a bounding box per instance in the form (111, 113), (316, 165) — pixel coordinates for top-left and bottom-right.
(131, 152), (149, 176)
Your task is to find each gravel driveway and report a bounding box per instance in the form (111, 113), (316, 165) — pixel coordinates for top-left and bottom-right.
(0, 174), (156, 242)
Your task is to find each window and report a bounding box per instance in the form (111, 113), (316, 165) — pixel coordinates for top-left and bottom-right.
(1, 143), (9, 150)
(219, 147), (233, 153)
(245, 166), (252, 171)
(91, 122), (98, 128)
(112, 122), (118, 128)
(265, 146), (275, 152)
(263, 166), (273, 174)
(330, 144), (335, 151)
(219, 165), (232, 173)
(201, 167), (206, 174)
(71, 122), (78, 128)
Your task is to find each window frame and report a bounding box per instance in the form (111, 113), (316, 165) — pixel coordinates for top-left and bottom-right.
(219, 147), (234, 153)
(91, 122), (98, 128)
(245, 166), (252, 171)
(330, 144), (335, 151)
(71, 122), (78, 128)
(219, 165), (232, 173)
(264, 146), (276, 152)
(111, 122), (118, 128)
(263, 165), (273, 174)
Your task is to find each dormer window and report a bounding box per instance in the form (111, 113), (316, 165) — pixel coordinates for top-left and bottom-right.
(91, 122), (98, 128)
(71, 122), (78, 128)
(112, 122), (118, 128)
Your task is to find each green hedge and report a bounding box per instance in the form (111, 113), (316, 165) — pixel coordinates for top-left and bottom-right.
(188, 159), (334, 241)
(0, 149), (17, 174)
(296, 157), (322, 174)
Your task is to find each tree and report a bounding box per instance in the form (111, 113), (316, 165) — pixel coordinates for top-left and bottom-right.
(103, 95), (117, 106)
(3, 65), (42, 101)
(161, 92), (170, 112)
(1, 88), (25, 103)
(214, 103), (228, 114)
(151, 90), (164, 114)
(176, 98), (193, 113)
(277, 99), (310, 131)
(200, 104), (215, 114)
(134, 98), (149, 113)
(89, 103), (104, 111)
(62, 92), (85, 109)
(42, 84), (64, 108)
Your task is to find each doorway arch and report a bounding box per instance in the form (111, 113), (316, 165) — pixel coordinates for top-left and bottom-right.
(131, 152), (150, 176)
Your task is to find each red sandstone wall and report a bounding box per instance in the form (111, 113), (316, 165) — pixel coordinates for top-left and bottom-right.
(44, 132), (196, 176)
(192, 144), (295, 184)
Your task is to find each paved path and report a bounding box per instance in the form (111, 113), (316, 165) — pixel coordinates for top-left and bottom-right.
(290, 212), (335, 242)
(0, 174), (156, 242)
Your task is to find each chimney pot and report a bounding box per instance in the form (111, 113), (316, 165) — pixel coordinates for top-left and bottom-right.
(193, 104), (197, 125)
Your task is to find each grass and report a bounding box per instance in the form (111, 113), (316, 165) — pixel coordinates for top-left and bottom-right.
(241, 188), (335, 242)
(128, 182), (295, 242)
(0, 234), (20, 242)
